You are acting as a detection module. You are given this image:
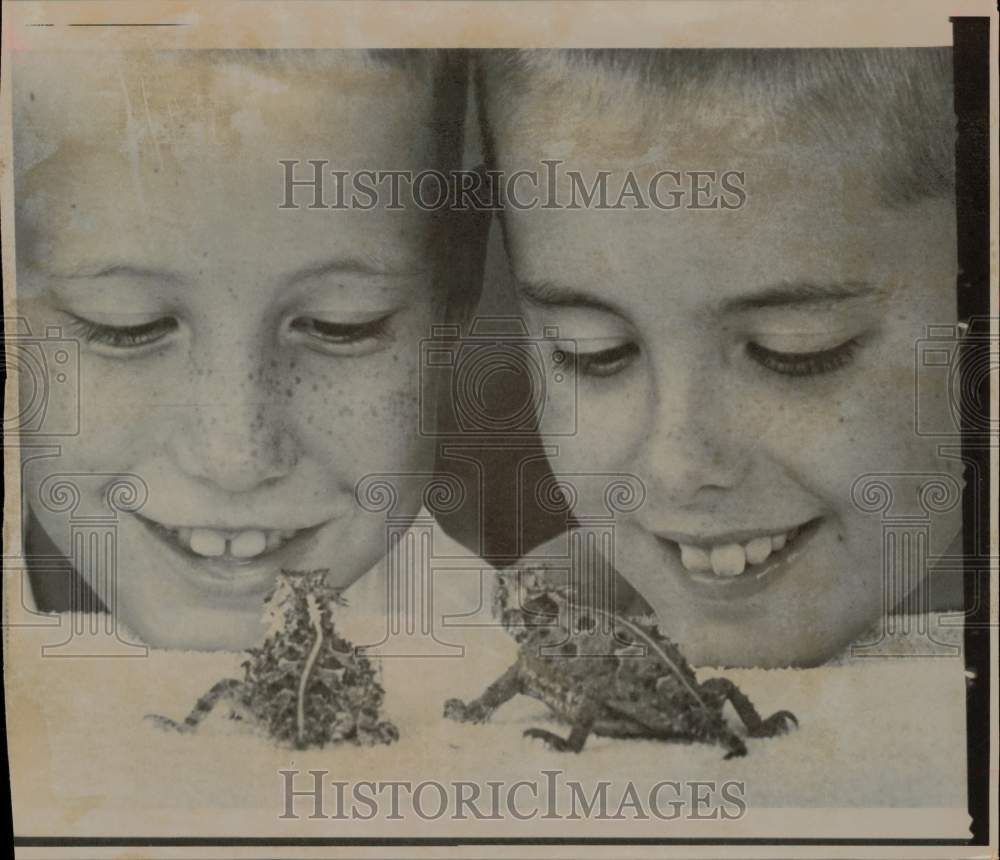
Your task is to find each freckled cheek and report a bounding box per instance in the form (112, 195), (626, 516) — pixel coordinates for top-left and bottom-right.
(47, 358), (170, 474)
(290, 354), (429, 470)
(761, 407), (882, 532)
(762, 377), (944, 548)
(814, 378), (933, 474)
(554, 386), (644, 475)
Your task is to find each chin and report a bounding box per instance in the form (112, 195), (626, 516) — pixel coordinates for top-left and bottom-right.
(122, 597), (268, 651)
(71, 514), (328, 651)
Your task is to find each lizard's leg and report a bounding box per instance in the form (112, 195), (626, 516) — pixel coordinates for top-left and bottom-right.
(699, 677), (798, 738)
(444, 664), (522, 724)
(721, 731), (748, 759)
(647, 681), (748, 758)
(357, 718), (400, 746)
(353, 701), (400, 746)
(145, 678), (243, 734)
(523, 697), (598, 753)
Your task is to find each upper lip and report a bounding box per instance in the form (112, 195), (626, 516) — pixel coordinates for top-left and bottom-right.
(651, 521), (817, 547)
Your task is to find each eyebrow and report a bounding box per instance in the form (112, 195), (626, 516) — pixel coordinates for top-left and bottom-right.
(517, 278), (877, 315)
(719, 281), (878, 312)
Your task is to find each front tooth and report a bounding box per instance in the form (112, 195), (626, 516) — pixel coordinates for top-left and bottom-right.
(176, 527), (193, 546)
(189, 528), (226, 557)
(745, 536), (773, 565)
(710, 544), (746, 577)
(771, 532), (787, 551)
(679, 543), (712, 572)
(265, 530), (284, 551)
(230, 530), (267, 559)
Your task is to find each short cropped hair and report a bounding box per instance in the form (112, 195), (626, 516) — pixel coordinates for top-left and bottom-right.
(13, 48), (483, 313)
(475, 48), (955, 208)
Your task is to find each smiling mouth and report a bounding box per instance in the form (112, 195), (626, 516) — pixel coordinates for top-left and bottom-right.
(135, 514), (325, 564)
(656, 518), (823, 584)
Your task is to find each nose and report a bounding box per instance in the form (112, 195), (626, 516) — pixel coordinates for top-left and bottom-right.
(169, 352), (300, 494)
(633, 369), (750, 506)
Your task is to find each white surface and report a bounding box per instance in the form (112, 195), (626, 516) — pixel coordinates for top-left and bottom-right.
(6, 610), (970, 839)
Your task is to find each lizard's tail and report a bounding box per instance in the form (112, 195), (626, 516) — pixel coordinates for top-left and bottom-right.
(297, 592), (325, 747)
(586, 606), (708, 712)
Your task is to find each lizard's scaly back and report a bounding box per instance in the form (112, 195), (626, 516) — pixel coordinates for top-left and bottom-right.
(496, 568), (707, 711)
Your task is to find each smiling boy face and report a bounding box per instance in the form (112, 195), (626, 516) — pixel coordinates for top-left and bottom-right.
(16, 51), (461, 650)
(483, 52), (963, 667)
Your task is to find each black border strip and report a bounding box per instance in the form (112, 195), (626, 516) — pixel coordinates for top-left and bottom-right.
(953, 15), (992, 849)
(9, 17), (994, 850)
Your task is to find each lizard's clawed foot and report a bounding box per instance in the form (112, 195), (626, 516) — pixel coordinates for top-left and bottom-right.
(444, 698), (490, 724)
(363, 720), (400, 745)
(381, 721), (402, 744)
(443, 698), (469, 721)
(523, 728), (573, 752)
(750, 710), (798, 738)
(723, 737), (748, 759)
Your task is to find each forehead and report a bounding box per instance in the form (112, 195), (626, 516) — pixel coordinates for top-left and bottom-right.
(14, 51), (443, 279)
(490, 58), (876, 179)
(487, 64), (956, 308)
(15, 50), (437, 170)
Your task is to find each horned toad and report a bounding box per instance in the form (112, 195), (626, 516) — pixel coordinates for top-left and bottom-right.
(146, 569), (398, 749)
(445, 569), (796, 758)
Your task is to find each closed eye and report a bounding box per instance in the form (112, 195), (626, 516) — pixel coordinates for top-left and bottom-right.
(66, 315), (178, 350)
(575, 341), (640, 378)
(746, 338), (860, 377)
(288, 314), (394, 355)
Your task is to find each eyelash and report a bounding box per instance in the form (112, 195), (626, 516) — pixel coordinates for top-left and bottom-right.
(288, 315), (393, 347)
(67, 316), (178, 349)
(745, 338), (860, 377)
(65, 314), (394, 354)
(574, 342), (640, 378)
(571, 337), (860, 381)
(64, 312), (858, 379)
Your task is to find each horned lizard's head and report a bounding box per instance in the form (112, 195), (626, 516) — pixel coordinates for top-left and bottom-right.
(494, 568), (574, 643)
(261, 569), (346, 635)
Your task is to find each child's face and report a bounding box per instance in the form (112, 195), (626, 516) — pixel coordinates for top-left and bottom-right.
(17, 53), (448, 649)
(491, 76), (963, 667)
